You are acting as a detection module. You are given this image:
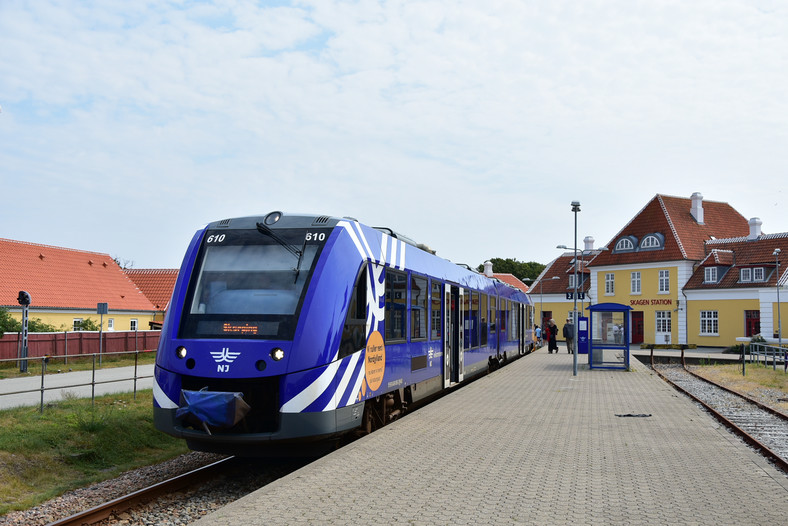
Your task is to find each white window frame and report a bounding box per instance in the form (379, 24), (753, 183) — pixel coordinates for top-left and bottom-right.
(754, 267), (765, 282)
(605, 273), (615, 295)
(73, 318), (83, 331)
(130, 319), (138, 331)
(740, 268), (752, 282)
(107, 318), (114, 331)
(568, 274), (576, 289)
(704, 267), (717, 283)
(700, 311), (719, 335)
(658, 270), (670, 293)
(616, 238), (634, 251)
(631, 271), (641, 294)
(656, 311), (672, 332)
(641, 235), (661, 249)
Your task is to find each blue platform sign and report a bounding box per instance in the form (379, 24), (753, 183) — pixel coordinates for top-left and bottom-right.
(577, 316), (589, 354)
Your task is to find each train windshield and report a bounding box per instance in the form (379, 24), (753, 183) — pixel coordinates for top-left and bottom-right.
(179, 227), (330, 340)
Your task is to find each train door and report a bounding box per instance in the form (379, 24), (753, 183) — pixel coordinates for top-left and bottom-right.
(444, 285), (463, 387)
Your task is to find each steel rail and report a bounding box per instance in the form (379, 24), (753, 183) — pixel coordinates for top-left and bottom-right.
(45, 456), (236, 526)
(650, 353), (788, 474)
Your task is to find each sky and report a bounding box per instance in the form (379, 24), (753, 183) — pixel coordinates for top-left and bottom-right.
(1, 1), (787, 271)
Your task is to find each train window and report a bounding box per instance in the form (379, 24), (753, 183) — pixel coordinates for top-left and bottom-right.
(480, 294), (488, 346)
(179, 227), (327, 340)
(340, 265), (368, 358)
(463, 290), (471, 350)
(430, 280), (442, 340)
(490, 296), (497, 333)
(385, 269), (407, 342)
(471, 291), (480, 348)
(411, 274), (428, 341)
(510, 301), (518, 341)
(500, 299), (508, 335)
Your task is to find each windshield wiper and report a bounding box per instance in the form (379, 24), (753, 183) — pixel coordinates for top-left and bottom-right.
(256, 222), (305, 283)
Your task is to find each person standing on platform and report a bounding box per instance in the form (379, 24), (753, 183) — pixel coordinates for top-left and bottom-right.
(535, 325), (542, 347)
(563, 318), (575, 354)
(548, 319), (558, 353)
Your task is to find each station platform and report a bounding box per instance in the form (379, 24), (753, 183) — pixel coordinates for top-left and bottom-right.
(195, 345), (788, 525)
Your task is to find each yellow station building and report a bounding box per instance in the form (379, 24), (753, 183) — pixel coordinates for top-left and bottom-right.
(530, 193), (788, 348)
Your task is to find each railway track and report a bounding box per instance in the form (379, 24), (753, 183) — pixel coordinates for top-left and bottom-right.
(45, 456), (239, 526)
(652, 361), (788, 474)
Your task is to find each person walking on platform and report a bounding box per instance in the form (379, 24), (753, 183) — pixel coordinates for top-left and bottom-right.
(563, 318), (575, 354)
(535, 325), (542, 347)
(547, 319), (558, 353)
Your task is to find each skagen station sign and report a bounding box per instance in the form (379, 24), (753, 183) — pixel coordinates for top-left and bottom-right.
(629, 298), (674, 306)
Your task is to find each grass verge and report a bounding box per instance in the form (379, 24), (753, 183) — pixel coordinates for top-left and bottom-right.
(691, 362), (788, 413)
(0, 389), (188, 515)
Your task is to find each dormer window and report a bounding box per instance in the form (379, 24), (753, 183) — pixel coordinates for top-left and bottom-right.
(754, 267), (765, 282)
(740, 268), (752, 282)
(640, 233), (664, 250)
(614, 236), (637, 252)
(704, 267), (718, 283)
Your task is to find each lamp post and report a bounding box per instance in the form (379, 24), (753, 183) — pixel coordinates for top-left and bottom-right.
(774, 248), (782, 366)
(570, 201), (581, 375)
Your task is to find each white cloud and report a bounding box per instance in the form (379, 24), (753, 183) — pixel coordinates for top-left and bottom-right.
(1, 0), (787, 268)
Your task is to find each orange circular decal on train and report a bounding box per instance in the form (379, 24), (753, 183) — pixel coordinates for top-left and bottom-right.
(364, 331), (386, 391)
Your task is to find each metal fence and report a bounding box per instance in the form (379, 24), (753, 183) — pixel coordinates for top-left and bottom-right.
(746, 342), (787, 372)
(0, 350), (154, 413)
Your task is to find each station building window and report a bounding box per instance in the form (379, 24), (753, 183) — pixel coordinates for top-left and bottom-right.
(659, 270), (670, 293)
(740, 268), (752, 282)
(73, 318), (83, 331)
(631, 272), (641, 294)
(704, 267), (718, 283)
(754, 267), (765, 282)
(605, 273), (615, 295)
(700, 311), (718, 335)
(130, 319), (138, 331)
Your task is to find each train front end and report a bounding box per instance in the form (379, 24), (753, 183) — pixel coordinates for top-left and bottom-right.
(153, 212), (364, 455)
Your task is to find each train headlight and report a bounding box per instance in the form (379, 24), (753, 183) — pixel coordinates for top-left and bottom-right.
(271, 348), (285, 361)
(176, 346), (188, 359)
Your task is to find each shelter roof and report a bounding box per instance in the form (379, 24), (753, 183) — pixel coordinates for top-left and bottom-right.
(0, 238), (156, 311)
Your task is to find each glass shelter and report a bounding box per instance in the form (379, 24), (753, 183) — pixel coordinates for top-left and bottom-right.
(587, 303), (632, 370)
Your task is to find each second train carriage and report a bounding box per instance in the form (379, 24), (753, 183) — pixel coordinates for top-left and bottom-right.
(153, 212), (534, 454)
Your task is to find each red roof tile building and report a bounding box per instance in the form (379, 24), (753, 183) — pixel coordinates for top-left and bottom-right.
(529, 193), (788, 347)
(0, 238), (157, 331)
(125, 269), (179, 327)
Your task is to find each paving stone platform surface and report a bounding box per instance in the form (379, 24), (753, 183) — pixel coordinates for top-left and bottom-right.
(194, 347), (788, 525)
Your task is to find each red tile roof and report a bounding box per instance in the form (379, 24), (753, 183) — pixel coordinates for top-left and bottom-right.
(492, 273), (530, 294)
(684, 233), (788, 290)
(590, 194), (750, 266)
(0, 238), (156, 311)
(125, 269), (179, 310)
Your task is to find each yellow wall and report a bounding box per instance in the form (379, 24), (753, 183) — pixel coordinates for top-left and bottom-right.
(595, 267), (679, 343)
(686, 299), (759, 346)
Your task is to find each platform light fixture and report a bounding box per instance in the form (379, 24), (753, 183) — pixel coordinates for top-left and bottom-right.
(570, 201), (580, 376)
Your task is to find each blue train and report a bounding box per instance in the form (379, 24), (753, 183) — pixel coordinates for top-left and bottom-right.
(153, 212), (535, 454)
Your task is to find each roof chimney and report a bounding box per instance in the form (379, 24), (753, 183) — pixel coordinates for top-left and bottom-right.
(483, 260), (494, 277)
(584, 236), (595, 251)
(690, 192), (704, 224)
(748, 217), (762, 240)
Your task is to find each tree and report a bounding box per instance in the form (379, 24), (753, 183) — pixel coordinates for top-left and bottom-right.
(0, 307), (20, 337)
(477, 258), (546, 283)
(0, 308), (59, 336)
(75, 318), (101, 331)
